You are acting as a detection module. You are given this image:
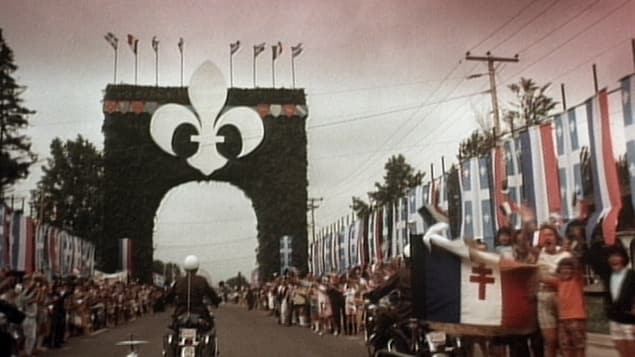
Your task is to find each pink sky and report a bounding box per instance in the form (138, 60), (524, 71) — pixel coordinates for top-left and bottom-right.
(1, 0), (634, 279)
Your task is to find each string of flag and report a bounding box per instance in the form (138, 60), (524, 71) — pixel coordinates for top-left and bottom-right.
(310, 69), (635, 275)
(0, 202), (95, 277)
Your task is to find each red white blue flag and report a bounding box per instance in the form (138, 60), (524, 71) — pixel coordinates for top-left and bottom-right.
(621, 74), (635, 217)
(422, 224), (537, 331)
(519, 124), (561, 225)
(586, 90), (621, 244)
(459, 155), (496, 249)
(47, 226), (60, 275)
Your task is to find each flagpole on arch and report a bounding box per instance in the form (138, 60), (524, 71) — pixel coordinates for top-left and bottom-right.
(229, 41), (240, 87)
(253, 42), (265, 88)
(272, 41), (282, 88)
(152, 36), (159, 86)
(178, 37), (184, 87)
(127, 34), (139, 85)
(291, 43), (303, 88)
(104, 33), (118, 83)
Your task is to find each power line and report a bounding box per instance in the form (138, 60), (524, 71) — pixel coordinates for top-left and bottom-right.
(467, 0), (540, 52)
(501, 0), (632, 84)
(488, 0), (562, 52)
(307, 89), (488, 130)
(516, 0), (600, 56)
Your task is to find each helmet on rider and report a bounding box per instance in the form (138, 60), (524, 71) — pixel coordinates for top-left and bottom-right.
(183, 255), (200, 272)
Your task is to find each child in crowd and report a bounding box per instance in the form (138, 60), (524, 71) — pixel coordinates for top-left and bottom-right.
(541, 257), (587, 357)
(495, 227), (514, 259)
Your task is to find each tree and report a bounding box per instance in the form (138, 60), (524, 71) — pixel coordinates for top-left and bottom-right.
(226, 272), (248, 289)
(0, 29), (36, 196)
(458, 129), (496, 160)
(369, 154), (424, 206)
(351, 196), (371, 219)
(31, 135), (103, 261)
(504, 77), (558, 128)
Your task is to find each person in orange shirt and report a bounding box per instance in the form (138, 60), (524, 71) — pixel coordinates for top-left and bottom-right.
(541, 257), (587, 357)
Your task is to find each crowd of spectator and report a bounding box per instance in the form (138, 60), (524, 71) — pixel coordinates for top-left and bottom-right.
(0, 270), (166, 357)
(230, 219), (635, 357)
(233, 261), (408, 338)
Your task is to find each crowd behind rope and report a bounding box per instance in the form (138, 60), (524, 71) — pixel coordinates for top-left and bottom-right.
(231, 219), (635, 357)
(0, 269), (166, 357)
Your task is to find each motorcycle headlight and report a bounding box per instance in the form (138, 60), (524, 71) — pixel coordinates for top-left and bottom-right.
(167, 334), (173, 344)
(204, 335), (210, 344)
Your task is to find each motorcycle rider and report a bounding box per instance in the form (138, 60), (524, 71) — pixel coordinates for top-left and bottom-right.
(164, 255), (221, 357)
(167, 255), (222, 323)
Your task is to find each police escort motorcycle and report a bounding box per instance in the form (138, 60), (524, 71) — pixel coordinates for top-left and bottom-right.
(163, 255), (220, 357)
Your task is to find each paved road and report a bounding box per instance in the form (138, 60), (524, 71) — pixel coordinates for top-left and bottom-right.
(40, 304), (619, 357)
(41, 304), (367, 357)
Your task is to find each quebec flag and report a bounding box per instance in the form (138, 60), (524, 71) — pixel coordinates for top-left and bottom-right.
(421, 224), (537, 332)
(459, 156), (496, 249)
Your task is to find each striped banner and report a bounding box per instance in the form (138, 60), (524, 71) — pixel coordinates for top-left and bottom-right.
(519, 124), (561, 226)
(586, 90), (621, 244)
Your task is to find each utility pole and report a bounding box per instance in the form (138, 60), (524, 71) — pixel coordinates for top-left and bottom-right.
(465, 52), (519, 133)
(307, 197), (323, 245)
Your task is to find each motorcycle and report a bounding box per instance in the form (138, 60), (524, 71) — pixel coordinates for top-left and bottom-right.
(163, 270), (220, 357)
(0, 300), (25, 357)
(164, 313), (219, 357)
(364, 299), (464, 357)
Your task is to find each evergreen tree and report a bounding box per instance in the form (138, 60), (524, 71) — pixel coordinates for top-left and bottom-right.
(31, 135), (103, 262)
(369, 154), (424, 206)
(351, 196), (371, 219)
(0, 29), (36, 196)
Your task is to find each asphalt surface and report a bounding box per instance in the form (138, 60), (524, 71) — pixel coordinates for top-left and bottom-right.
(39, 304), (619, 356)
(40, 304), (368, 357)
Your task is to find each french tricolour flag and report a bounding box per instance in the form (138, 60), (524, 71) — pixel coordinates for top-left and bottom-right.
(554, 108), (584, 220)
(621, 74), (635, 221)
(460, 156), (496, 249)
(422, 224), (537, 331)
(519, 124), (561, 225)
(120, 238), (133, 272)
(586, 90), (621, 244)
(11, 213), (35, 273)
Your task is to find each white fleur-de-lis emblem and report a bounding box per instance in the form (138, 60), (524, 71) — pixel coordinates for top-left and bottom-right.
(150, 61), (264, 175)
